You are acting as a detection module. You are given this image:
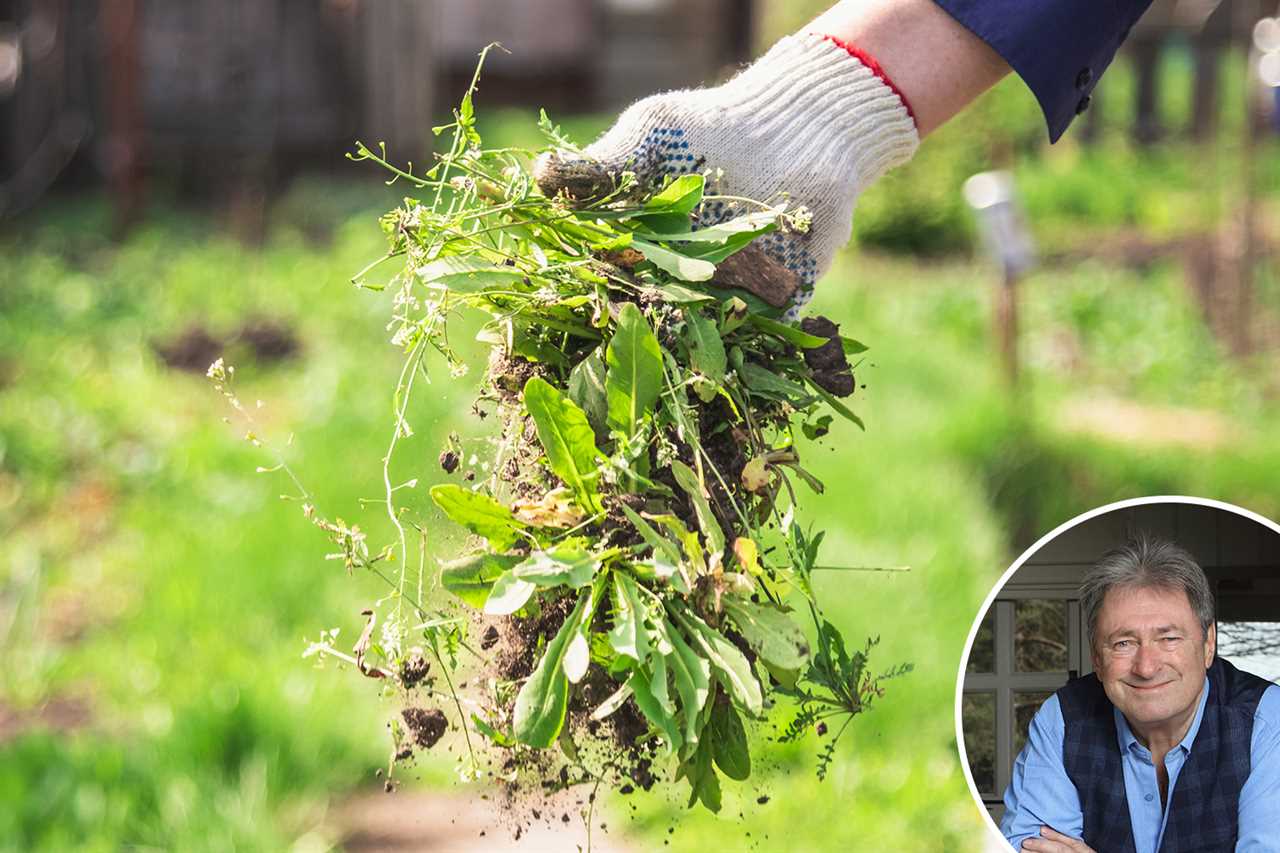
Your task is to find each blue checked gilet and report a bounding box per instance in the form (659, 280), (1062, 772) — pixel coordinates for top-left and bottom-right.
(1058, 657), (1270, 853)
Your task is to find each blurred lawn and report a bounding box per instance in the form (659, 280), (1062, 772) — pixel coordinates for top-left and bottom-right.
(3, 56), (1280, 851)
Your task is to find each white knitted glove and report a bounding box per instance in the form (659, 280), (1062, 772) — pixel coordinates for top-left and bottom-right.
(536, 32), (919, 313)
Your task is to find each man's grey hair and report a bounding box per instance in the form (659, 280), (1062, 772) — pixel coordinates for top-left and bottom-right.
(1080, 536), (1215, 649)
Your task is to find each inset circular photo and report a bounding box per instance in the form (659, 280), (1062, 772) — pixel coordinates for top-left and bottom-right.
(957, 497), (1280, 853)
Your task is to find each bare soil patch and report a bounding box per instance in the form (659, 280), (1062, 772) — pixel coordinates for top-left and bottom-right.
(334, 789), (633, 853)
(1058, 395), (1237, 449)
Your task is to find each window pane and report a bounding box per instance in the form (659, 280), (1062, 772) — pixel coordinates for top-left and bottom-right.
(1014, 691), (1053, 757)
(1015, 599), (1067, 672)
(962, 692), (996, 794)
(967, 608), (995, 674)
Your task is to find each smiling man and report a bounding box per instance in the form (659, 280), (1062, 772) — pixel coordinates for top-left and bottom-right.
(1000, 538), (1280, 853)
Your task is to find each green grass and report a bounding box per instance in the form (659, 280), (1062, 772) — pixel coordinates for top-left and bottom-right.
(0, 192), (410, 851)
(2, 95), (1279, 852)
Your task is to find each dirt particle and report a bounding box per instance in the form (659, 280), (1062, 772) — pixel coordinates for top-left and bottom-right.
(439, 449), (460, 474)
(480, 625), (500, 650)
(800, 315), (855, 397)
(756, 795), (770, 804)
(816, 721), (828, 737)
(400, 654), (430, 689)
(401, 707), (448, 749)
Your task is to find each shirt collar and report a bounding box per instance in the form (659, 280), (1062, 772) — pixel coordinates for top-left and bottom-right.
(1114, 673), (1212, 756)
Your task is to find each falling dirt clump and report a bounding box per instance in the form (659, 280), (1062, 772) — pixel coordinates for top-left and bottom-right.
(439, 449), (460, 474)
(399, 654), (430, 689)
(402, 707), (448, 750)
(800, 315), (854, 397)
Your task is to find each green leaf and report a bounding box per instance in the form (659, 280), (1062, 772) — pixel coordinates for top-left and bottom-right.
(675, 608), (762, 716)
(430, 484), (525, 550)
(512, 591), (590, 747)
(563, 632), (590, 683)
(558, 725), (582, 764)
(681, 738), (722, 813)
(607, 572), (651, 662)
(620, 504), (683, 566)
(661, 618), (711, 748)
(809, 381), (866, 431)
(440, 553), (522, 608)
(523, 376), (604, 512)
(634, 212), (695, 236)
(416, 256), (526, 292)
(459, 89), (475, 126)
(471, 714), (515, 748)
(637, 210), (778, 243)
(513, 548), (601, 589)
(801, 414), (834, 440)
(511, 326), (570, 368)
(653, 283), (717, 304)
(593, 231), (634, 252)
(669, 460), (725, 557)
(632, 239), (716, 282)
(483, 570), (537, 615)
(746, 314), (830, 349)
(708, 702), (751, 781)
(841, 336), (869, 355)
(723, 599), (810, 673)
(683, 309), (726, 384)
(644, 174), (704, 216)
(641, 212), (778, 265)
(738, 362), (814, 407)
(567, 346), (608, 435)
(651, 512), (706, 576)
(650, 651), (674, 715)
(628, 667), (683, 754)
(605, 303), (663, 438)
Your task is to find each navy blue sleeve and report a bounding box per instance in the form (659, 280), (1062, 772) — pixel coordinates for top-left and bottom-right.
(931, 0), (1155, 142)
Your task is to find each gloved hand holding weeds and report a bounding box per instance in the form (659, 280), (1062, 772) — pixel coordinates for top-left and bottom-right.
(536, 32), (917, 314)
(536, 0), (1013, 314)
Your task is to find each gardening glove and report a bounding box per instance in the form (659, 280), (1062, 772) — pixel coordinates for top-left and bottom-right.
(535, 32), (919, 315)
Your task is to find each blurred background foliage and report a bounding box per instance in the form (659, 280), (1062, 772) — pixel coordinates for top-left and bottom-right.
(2, 1), (1279, 850)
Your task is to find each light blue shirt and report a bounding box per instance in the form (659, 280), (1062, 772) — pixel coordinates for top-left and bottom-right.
(1000, 677), (1280, 852)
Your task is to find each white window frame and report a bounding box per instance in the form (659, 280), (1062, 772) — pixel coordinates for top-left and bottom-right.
(963, 579), (1090, 813)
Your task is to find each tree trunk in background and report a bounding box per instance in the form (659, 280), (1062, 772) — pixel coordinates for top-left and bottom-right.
(103, 0), (143, 234)
(1190, 0), (1234, 143)
(1231, 0), (1260, 357)
(1132, 36), (1163, 146)
(1190, 38), (1220, 142)
(358, 0), (435, 162)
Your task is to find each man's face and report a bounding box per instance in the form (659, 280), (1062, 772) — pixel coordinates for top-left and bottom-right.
(1091, 584), (1214, 732)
